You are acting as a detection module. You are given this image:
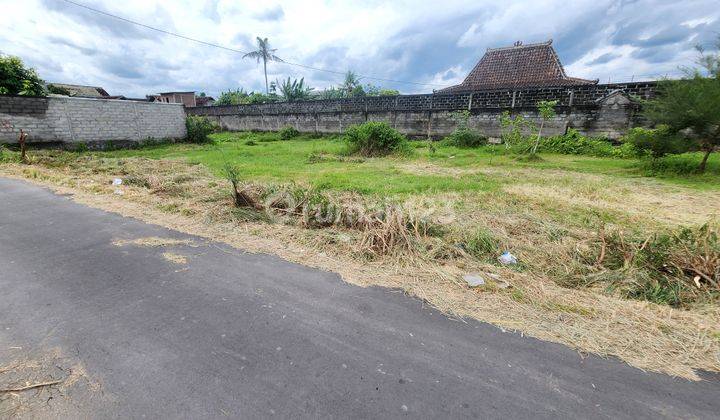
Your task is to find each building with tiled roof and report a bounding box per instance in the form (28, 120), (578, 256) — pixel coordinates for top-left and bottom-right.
(438, 40), (597, 93)
(47, 83), (110, 98)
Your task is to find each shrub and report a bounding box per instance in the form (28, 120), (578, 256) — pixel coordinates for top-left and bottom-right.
(446, 130), (488, 148)
(185, 115), (218, 143)
(622, 126), (688, 159)
(445, 111), (487, 148)
(535, 129), (616, 157)
(279, 126), (300, 140)
(344, 122), (409, 157)
(500, 111), (533, 148)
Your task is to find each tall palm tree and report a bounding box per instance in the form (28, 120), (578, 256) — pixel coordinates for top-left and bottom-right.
(243, 37), (283, 94)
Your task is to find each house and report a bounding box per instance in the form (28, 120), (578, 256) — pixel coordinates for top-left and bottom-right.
(195, 95), (215, 107)
(438, 40), (597, 93)
(148, 92), (197, 107)
(47, 83), (110, 98)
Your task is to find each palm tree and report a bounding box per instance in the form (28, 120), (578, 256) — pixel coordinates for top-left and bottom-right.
(343, 71), (361, 97)
(243, 37), (283, 94)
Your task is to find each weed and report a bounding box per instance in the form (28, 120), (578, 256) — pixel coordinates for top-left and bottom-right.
(279, 126), (300, 140)
(463, 228), (499, 260)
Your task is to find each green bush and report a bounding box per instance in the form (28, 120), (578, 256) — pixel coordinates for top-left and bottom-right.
(510, 129), (639, 158)
(279, 126), (300, 140)
(621, 126), (688, 159)
(445, 130), (488, 148)
(445, 110), (488, 148)
(532, 129), (615, 156)
(185, 115), (218, 143)
(641, 153), (720, 175)
(344, 122), (409, 157)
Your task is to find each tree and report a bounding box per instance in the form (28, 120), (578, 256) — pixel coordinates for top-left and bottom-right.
(343, 71), (361, 97)
(243, 37), (283, 94)
(0, 55), (46, 96)
(643, 39), (720, 173)
(532, 100), (558, 154)
(276, 77), (313, 102)
(215, 88), (249, 105)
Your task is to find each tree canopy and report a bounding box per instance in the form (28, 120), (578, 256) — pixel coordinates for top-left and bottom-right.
(0, 55), (46, 96)
(643, 38), (720, 172)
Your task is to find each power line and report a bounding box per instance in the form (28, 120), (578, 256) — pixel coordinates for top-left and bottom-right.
(57, 0), (446, 88)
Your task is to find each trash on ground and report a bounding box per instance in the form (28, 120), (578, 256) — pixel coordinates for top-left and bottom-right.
(463, 274), (486, 287)
(112, 178), (123, 186)
(498, 251), (518, 265)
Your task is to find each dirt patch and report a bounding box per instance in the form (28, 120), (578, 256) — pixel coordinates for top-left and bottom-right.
(113, 237), (196, 248)
(2, 158), (719, 380)
(398, 162), (481, 177)
(0, 347), (101, 418)
(162, 252), (188, 264)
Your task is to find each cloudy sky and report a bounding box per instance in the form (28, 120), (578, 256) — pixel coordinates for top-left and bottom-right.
(1, 0), (718, 98)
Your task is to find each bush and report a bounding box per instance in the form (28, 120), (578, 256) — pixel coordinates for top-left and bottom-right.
(185, 115), (217, 143)
(622, 126), (688, 159)
(510, 129), (639, 158)
(535, 129), (616, 156)
(445, 130), (488, 148)
(279, 126), (300, 140)
(344, 122), (409, 157)
(445, 110), (488, 148)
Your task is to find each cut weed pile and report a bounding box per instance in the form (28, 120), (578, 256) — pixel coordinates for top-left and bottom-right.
(2, 142), (720, 380)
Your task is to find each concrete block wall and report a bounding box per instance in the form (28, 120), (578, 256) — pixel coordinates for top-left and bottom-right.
(188, 82), (654, 140)
(0, 95), (186, 145)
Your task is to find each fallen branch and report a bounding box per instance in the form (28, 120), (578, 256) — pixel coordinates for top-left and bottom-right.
(0, 380), (62, 393)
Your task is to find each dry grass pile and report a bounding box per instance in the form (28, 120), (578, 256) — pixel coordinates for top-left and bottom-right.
(1, 152), (719, 380)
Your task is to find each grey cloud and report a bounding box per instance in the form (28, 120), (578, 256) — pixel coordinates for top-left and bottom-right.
(46, 36), (98, 56)
(588, 52), (621, 65)
(630, 45), (682, 63)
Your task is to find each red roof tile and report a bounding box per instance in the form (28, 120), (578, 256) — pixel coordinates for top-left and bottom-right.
(438, 40), (597, 93)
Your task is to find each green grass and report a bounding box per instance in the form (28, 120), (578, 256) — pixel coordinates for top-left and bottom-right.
(88, 131), (720, 195)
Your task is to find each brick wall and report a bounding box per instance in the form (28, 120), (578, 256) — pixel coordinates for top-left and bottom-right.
(0, 95), (187, 146)
(188, 82), (655, 139)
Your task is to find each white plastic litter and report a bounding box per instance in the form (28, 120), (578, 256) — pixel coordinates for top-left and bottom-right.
(463, 274), (486, 287)
(112, 178), (123, 186)
(498, 251), (518, 265)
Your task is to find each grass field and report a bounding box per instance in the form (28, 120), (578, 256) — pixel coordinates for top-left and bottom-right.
(94, 131), (720, 194)
(2, 131), (719, 379)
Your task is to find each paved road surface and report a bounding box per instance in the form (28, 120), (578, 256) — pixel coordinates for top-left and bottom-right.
(0, 177), (718, 419)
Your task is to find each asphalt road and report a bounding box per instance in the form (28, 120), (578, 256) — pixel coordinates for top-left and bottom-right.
(0, 177), (718, 419)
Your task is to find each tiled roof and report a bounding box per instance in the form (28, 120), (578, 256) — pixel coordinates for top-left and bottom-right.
(48, 83), (110, 97)
(438, 40), (597, 93)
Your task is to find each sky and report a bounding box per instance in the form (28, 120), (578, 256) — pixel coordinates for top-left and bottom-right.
(1, 0), (718, 98)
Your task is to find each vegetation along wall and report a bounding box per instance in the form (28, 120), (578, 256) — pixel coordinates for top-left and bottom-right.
(188, 82), (656, 140)
(0, 95), (187, 147)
